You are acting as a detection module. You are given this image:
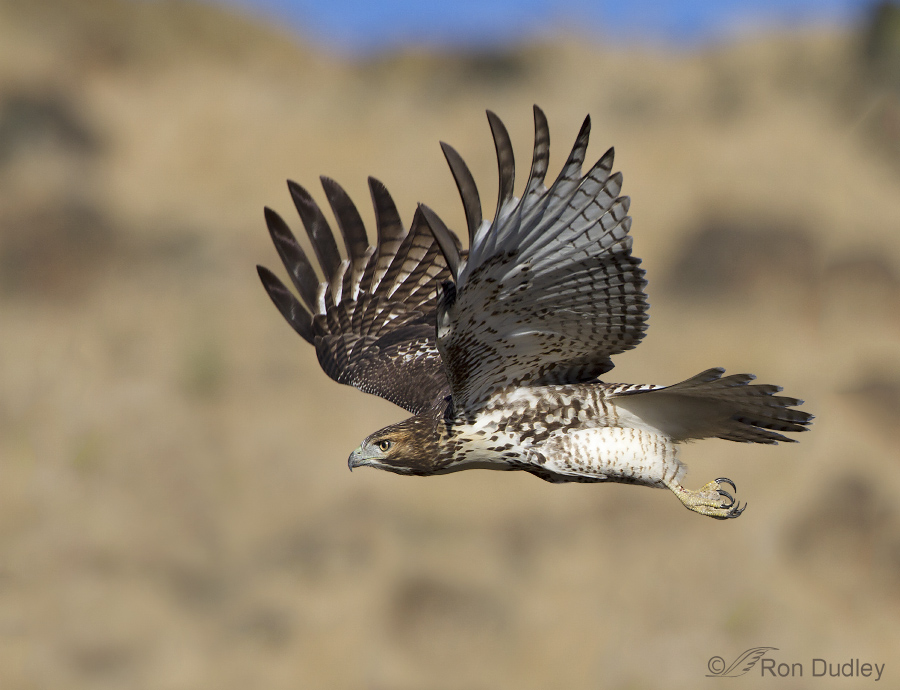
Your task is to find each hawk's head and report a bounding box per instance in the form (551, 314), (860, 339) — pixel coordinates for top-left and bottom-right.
(348, 414), (442, 476)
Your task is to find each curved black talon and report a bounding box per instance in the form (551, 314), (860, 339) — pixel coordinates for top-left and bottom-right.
(715, 478), (737, 493)
(712, 500), (747, 520)
(717, 489), (735, 508)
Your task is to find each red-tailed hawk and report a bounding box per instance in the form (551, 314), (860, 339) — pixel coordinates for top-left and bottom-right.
(257, 107), (812, 519)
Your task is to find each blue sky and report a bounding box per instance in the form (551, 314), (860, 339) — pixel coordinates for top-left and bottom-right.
(210, 0), (876, 53)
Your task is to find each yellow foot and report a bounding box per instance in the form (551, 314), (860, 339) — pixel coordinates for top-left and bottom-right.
(664, 477), (746, 520)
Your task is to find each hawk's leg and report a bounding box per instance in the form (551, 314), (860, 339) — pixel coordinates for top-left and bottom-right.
(662, 476), (746, 520)
(536, 427), (687, 488)
(534, 428), (745, 519)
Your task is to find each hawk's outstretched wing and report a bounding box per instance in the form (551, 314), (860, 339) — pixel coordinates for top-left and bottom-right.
(257, 176), (461, 414)
(423, 106), (649, 412)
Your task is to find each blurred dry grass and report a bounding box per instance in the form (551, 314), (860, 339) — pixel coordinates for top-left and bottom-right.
(1, 0), (900, 688)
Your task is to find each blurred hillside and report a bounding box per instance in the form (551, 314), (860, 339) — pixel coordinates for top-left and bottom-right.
(1, 0), (899, 689)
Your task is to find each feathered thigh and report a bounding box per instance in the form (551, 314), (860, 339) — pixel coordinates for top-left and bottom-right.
(533, 427), (685, 487)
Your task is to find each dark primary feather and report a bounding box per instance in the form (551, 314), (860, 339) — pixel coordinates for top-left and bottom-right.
(486, 110), (516, 227)
(422, 105), (649, 412)
(418, 204), (461, 281)
(288, 180), (342, 279)
(320, 176), (369, 263)
(257, 264), (314, 342)
(263, 207), (319, 312)
(440, 142), (482, 248)
(257, 177), (461, 414)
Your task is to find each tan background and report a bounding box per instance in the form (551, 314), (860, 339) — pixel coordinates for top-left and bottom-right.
(1, 0), (899, 687)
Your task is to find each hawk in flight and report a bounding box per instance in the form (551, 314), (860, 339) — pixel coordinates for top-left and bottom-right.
(257, 107), (812, 519)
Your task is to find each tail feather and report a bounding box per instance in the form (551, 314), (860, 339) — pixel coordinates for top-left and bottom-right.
(613, 368), (814, 444)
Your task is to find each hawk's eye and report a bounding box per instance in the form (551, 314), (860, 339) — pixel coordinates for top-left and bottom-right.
(376, 439), (393, 452)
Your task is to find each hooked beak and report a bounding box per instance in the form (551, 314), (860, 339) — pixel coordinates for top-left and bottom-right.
(348, 446), (371, 472)
(349, 442), (391, 472)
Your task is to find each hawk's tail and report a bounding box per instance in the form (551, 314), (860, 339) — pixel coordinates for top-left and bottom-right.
(613, 368), (814, 444)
